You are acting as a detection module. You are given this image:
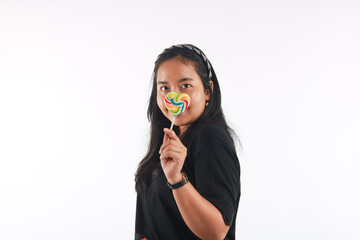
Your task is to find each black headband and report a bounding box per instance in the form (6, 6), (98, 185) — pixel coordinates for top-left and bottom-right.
(157, 44), (213, 80)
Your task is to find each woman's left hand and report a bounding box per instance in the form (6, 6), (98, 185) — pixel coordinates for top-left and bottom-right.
(159, 128), (187, 184)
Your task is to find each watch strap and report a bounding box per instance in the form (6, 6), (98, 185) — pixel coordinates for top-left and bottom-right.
(167, 172), (188, 190)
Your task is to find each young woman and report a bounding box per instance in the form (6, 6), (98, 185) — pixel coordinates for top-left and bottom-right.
(135, 44), (241, 240)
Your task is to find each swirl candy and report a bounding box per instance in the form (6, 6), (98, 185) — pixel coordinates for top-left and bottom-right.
(164, 92), (190, 117)
(164, 92), (190, 130)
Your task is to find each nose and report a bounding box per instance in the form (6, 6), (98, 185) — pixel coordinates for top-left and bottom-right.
(168, 86), (182, 93)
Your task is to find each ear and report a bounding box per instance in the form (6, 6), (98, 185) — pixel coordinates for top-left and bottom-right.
(205, 80), (214, 100)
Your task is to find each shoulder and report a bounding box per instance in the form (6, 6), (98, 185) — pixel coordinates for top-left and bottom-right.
(194, 122), (234, 148)
(189, 122), (240, 175)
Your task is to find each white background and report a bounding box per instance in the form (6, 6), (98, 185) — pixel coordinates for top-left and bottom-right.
(1, 0), (359, 239)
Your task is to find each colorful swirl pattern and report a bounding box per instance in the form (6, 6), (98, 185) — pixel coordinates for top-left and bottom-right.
(164, 92), (190, 117)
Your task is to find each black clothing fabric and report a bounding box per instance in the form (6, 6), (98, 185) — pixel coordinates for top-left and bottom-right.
(135, 123), (241, 240)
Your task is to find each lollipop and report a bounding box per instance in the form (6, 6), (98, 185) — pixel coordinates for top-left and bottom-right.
(164, 92), (190, 130)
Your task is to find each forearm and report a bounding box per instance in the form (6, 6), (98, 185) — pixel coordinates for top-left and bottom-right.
(171, 181), (229, 240)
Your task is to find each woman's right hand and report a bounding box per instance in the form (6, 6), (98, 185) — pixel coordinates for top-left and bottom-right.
(159, 128), (187, 184)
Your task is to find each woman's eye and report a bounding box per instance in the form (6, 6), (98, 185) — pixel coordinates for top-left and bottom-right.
(181, 84), (191, 89)
(160, 86), (169, 91)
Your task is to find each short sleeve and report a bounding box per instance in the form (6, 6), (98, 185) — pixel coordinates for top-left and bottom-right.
(193, 124), (241, 226)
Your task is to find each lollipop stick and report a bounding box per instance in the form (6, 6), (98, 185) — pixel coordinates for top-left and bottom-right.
(170, 116), (176, 130)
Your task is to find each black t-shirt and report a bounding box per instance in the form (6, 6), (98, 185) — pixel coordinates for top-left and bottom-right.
(135, 122), (241, 240)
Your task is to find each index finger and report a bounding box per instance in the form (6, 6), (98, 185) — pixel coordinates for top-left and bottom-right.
(163, 128), (179, 142)
(163, 132), (169, 144)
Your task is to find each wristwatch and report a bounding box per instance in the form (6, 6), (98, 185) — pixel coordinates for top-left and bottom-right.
(167, 172), (189, 190)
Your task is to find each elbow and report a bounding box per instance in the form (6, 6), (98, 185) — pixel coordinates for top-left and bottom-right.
(217, 224), (230, 240)
(203, 225), (230, 240)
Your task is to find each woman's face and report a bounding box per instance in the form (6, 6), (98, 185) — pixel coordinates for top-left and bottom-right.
(156, 58), (211, 133)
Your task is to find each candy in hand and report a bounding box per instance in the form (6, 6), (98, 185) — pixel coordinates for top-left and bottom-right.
(164, 92), (190, 117)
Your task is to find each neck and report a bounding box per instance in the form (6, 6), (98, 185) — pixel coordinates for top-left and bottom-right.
(179, 125), (189, 138)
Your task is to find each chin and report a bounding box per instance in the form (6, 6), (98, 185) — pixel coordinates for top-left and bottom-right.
(164, 110), (192, 127)
(174, 117), (191, 127)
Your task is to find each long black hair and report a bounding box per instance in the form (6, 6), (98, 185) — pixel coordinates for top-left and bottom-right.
(135, 44), (240, 192)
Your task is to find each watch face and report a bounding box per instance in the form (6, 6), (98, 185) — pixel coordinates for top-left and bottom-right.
(183, 172), (188, 182)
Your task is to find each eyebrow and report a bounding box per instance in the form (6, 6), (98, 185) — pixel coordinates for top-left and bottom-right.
(158, 78), (194, 85)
